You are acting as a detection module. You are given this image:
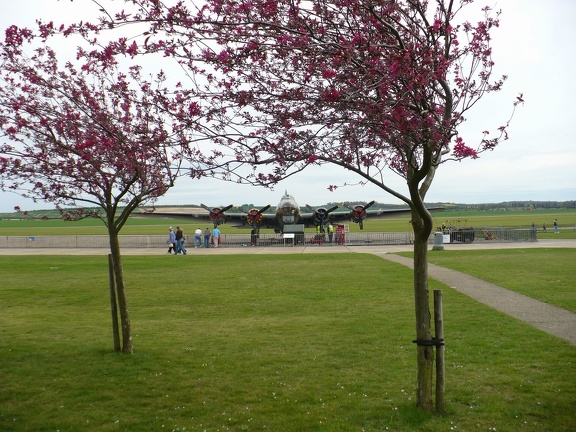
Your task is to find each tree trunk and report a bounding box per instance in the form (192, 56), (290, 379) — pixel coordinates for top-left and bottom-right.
(413, 229), (434, 411)
(407, 188), (435, 411)
(108, 231), (133, 354)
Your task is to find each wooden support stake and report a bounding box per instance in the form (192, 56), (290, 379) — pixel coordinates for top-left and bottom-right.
(108, 254), (121, 352)
(434, 289), (445, 413)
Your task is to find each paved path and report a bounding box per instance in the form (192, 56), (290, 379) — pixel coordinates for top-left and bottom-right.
(2, 239), (575, 345)
(374, 253), (576, 346)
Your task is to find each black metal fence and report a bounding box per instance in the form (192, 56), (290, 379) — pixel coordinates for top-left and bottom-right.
(0, 228), (538, 249)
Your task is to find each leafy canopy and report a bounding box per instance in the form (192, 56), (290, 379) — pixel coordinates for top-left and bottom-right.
(0, 26), (204, 222)
(68, 0), (521, 206)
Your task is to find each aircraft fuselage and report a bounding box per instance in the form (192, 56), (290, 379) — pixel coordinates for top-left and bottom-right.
(275, 191), (302, 232)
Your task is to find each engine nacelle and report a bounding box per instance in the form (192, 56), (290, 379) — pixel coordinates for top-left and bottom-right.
(348, 201), (375, 230)
(312, 205), (339, 228)
(350, 205), (367, 223)
(243, 205), (271, 234)
(208, 208), (226, 226)
(201, 204), (233, 228)
(245, 208), (264, 226)
(313, 208), (329, 226)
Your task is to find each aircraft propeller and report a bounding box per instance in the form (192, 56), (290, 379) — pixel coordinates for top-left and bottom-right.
(243, 205), (271, 235)
(345, 201), (375, 230)
(201, 204), (234, 228)
(306, 204), (339, 233)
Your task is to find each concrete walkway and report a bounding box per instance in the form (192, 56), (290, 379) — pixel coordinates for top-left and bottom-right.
(374, 253), (576, 346)
(2, 239), (575, 345)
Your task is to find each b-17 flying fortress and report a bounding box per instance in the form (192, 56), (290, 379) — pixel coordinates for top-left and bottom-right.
(141, 190), (443, 236)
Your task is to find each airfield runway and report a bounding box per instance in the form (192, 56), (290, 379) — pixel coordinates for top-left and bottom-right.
(2, 238), (575, 345)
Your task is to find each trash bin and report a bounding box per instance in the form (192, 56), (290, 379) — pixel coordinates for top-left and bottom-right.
(336, 224), (345, 245)
(432, 231), (444, 250)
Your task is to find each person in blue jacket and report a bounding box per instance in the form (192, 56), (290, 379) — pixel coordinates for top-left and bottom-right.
(212, 226), (221, 248)
(167, 227), (176, 254)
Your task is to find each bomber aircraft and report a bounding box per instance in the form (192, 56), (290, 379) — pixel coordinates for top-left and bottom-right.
(140, 190), (443, 236)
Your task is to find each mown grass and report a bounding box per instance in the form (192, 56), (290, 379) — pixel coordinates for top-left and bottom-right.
(422, 248), (576, 313)
(1, 253), (575, 431)
(0, 208), (574, 236)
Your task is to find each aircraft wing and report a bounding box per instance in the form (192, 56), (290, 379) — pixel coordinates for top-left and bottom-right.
(136, 205), (277, 229)
(330, 206), (443, 219)
(136, 210), (213, 221)
(325, 205), (444, 229)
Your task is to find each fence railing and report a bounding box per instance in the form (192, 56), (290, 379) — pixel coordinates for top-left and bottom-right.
(0, 228), (538, 249)
(443, 227), (539, 243)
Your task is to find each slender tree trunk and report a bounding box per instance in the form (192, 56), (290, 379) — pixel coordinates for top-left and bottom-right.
(409, 201), (434, 411)
(108, 231), (133, 354)
(413, 229), (433, 410)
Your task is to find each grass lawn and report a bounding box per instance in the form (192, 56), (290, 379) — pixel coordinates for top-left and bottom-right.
(405, 248), (576, 313)
(1, 253), (575, 431)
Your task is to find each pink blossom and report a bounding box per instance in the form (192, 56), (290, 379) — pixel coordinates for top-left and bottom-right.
(452, 137), (478, 159)
(322, 68), (337, 79)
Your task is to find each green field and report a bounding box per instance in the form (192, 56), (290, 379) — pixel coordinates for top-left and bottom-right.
(413, 248), (576, 312)
(1, 252), (575, 431)
(0, 208), (575, 237)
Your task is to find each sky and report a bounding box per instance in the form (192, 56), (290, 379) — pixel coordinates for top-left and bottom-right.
(0, 0), (575, 212)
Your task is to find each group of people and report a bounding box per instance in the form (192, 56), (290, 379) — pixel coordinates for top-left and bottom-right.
(532, 219), (560, 234)
(167, 226), (187, 255)
(193, 226), (221, 248)
(167, 225), (222, 254)
(314, 222), (336, 243)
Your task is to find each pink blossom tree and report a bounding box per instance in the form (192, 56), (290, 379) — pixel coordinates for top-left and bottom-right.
(63, 0), (521, 410)
(0, 26), (208, 353)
